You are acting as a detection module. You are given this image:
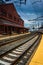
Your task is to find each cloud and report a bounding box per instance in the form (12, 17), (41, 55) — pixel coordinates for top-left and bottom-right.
(4, 0), (43, 28)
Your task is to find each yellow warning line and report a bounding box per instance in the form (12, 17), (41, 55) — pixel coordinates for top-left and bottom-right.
(29, 35), (43, 65)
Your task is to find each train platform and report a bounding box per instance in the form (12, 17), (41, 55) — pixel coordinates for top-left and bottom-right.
(27, 35), (43, 65)
(0, 32), (30, 41)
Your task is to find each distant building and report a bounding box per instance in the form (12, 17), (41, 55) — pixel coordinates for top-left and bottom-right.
(0, 3), (28, 35)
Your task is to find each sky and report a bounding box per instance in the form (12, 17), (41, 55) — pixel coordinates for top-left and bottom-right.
(4, 0), (43, 29)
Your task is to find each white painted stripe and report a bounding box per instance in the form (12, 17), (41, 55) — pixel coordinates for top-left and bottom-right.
(8, 53), (19, 57)
(0, 60), (11, 65)
(3, 56), (14, 61)
(12, 51), (22, 54)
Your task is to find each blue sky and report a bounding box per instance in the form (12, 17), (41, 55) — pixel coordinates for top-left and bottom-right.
(4, 0), (43, 28)
(14, 0), (43, 28)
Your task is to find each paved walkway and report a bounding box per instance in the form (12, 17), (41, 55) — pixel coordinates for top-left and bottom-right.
(29, 35), (43, 65)
(0, 33), (30, 41)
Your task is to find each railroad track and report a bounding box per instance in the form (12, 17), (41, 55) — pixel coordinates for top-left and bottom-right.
(0, 33), (41, 65)
(0, 33), (37, 55)
(15, 34), (42, 65)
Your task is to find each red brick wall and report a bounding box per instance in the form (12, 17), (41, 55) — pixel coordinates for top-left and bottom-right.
(0, 3), (24, 27)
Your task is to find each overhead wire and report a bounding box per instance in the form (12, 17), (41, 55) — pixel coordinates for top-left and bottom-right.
(29, 0), (43, 28)
(14, 0), (43, 28)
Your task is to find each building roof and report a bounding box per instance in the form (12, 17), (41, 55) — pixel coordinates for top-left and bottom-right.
(0, 3), (24, 22)
(0, 3), (28, 30)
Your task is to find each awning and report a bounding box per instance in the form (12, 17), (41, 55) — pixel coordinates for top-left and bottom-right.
(0, 19), (28, 30)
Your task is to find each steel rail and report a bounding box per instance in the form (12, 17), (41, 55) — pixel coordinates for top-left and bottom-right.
(0, 33), (41, 65)
(0, 32), (36, 46)
(15, 34), (41, 65)
(0, 33), (37, 56)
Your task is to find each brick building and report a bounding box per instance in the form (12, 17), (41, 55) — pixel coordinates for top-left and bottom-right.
(0, 3), (28, 35)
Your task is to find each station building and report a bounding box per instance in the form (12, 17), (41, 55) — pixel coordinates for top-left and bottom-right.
(0, 3), (28, 35)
